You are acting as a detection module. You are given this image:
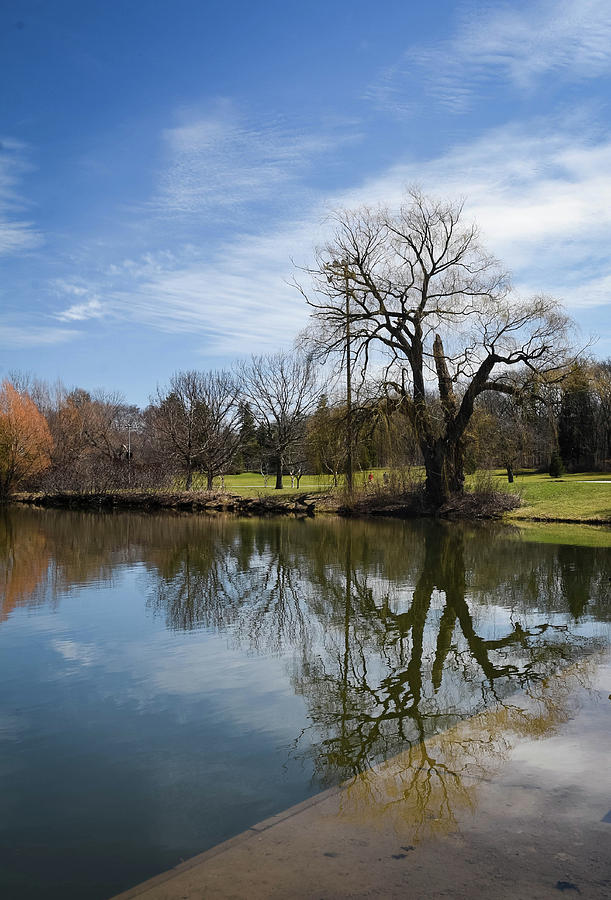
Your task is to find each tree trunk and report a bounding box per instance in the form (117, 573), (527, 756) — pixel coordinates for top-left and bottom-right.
(206, 472), (214, 490)
(506, 464), (514, 483)
(185, 468), (193, 491)
(423, 438), (465, 508)
(0, 474), (10, 503)
(274, 456), (283, 490)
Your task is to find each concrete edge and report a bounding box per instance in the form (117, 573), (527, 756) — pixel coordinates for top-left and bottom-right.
(109, 655), (607, 899)
(109, 785), (341, 899)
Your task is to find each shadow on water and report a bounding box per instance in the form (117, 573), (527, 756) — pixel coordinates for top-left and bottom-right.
(0, 507), (609, 895)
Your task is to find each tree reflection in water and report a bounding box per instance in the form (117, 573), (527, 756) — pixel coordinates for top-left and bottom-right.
(289, 528), (599, 785)
(143, 516), (607, 838)
(1, 509), (608, 840)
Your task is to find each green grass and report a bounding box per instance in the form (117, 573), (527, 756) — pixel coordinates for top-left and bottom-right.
(487, 470), (611, 524)
(190, 472), (336, 497)
(191, 469), (389, 497)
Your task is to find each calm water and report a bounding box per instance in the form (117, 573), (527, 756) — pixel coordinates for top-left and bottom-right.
(0, 508), (609, 899)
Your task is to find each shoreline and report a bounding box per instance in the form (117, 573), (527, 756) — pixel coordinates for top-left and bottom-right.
(11, 489), (319, 518)
(11, 488), (611, 526)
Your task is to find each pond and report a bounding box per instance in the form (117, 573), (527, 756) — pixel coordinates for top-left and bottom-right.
(0, 508), (609, 899)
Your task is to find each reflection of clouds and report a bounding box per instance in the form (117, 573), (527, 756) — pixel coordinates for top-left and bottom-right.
(510, 658), (611, 780)
(52, 639), (100, 668)
(143, 636), (289, 697)
(147, 640), (308, 736)
(592, 662), (611, 693)
(47, 627), (310, 739)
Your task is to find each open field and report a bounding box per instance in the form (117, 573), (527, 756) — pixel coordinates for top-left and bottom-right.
(191, 472), (336, 497)
(193, 470), (401, 495)
(496, 470), (611, 523)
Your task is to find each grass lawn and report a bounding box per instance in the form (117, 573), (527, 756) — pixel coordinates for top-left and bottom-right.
(489, 470), (611, 524)
(193, 470), (385, 497)
(193, 472), (336, 497)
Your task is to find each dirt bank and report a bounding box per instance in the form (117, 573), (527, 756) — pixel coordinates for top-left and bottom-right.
(12, 486), (520, 521)
(13, 490), (318, 518)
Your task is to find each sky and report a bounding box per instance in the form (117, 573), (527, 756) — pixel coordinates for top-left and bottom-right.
(1, 0), (611, 406)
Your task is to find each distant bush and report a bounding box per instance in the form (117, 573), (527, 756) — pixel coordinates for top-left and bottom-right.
(549, 452), (565, 478)
(336, 467), (519, 520)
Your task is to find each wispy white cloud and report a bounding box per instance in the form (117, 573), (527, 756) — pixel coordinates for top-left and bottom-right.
(51, 279), (109, 323)
(44, 115), (611, 356)
(0, 138), (42, 255)
(78, 116), (611, 359)
(106, 228), (317, 354)
(154, 101), (357, 216)
(335, 119), (611, 309)
(55, 297), (105, 322)
(92, 98), (348, 350)
(368, 0), (611, 114)
(0, 318), (80, 348)
(0, 220), (41, 256)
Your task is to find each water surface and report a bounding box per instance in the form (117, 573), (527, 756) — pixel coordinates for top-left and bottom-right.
(0, 508), (609, 898)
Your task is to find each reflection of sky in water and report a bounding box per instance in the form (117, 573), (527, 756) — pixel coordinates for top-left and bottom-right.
(0, 509), (609, 899)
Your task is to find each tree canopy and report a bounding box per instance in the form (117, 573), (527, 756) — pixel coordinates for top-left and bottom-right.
(0, 381), (53, 500)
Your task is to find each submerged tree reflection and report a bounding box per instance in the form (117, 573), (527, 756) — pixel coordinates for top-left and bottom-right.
(333, 657), (593, 841)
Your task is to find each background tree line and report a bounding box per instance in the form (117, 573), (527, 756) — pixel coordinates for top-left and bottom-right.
(1, 353), (609, 501)
(1, 192), (609, 503)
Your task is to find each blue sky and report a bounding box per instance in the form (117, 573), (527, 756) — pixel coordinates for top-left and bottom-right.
(2, 0), (611, 405)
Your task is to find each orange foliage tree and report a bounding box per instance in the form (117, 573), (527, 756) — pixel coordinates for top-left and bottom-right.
(0, 380), (53, 500)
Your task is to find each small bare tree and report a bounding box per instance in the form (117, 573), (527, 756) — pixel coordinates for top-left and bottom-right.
(149, 370), (241, 490)
(306, 397), (347, 486)
(238, 350), (322, 489)
(304, 190), (577, 507)
(68, 389), (135, 462)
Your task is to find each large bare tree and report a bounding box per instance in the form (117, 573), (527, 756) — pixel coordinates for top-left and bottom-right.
(238, 350), (322, 489)
(305, 191), (576, 507)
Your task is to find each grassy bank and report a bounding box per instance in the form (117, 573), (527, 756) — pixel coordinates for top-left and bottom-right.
(216, 469), (611, 525)
(494, 471), (611, 524)
(13, 489), (318, 518)
(15, 470), (611, 528)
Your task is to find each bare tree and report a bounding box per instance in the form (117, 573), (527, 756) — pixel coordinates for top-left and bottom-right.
(67, 389), (137, 463)
(149, 370), (241, 490)
(238, 350), (322, 489)
(307, 397), (347, 486)
(304, 190), (577, 507)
